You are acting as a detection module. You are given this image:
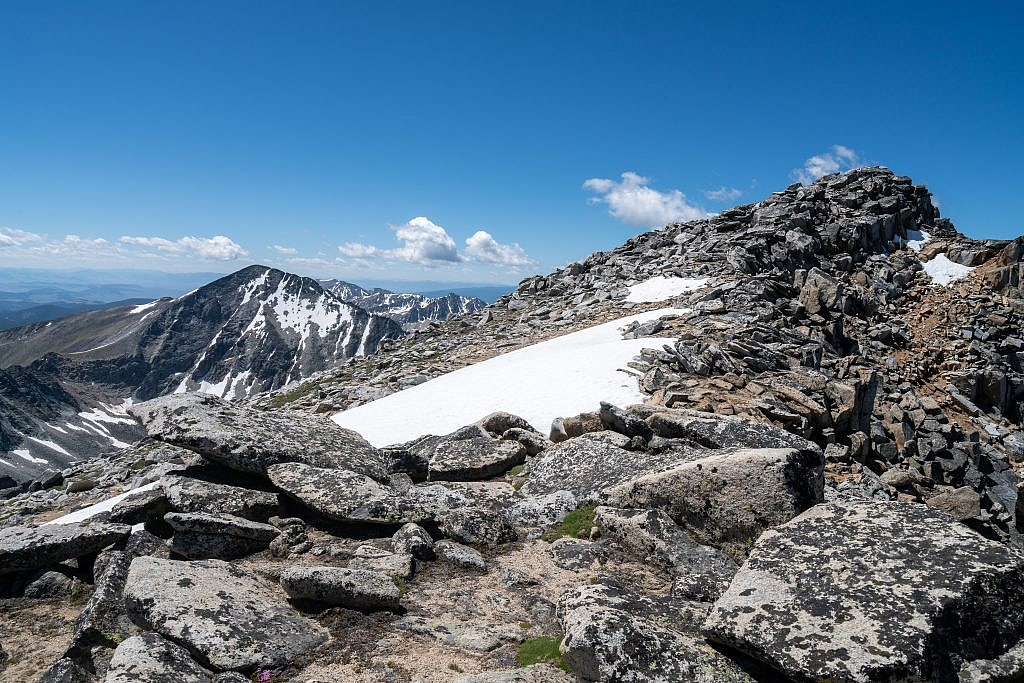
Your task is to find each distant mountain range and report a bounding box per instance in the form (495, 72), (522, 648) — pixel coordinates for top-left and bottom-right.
(320, 279), (487, 330)
(0, 265), (405, 482)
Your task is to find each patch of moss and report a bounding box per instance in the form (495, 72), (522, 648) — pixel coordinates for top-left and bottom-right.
(129, 458), (149, 471)
(541, 504), (598, 543)
(516, 635), (569, 671)
(267, 379), (322, 408)
(392, 576), (408, 595)
(508, 464), (525, 476)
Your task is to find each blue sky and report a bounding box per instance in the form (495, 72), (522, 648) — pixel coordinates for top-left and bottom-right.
(1, 1), (1020, 285)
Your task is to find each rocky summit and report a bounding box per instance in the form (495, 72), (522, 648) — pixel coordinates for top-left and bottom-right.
(3, 167), (1024, 682)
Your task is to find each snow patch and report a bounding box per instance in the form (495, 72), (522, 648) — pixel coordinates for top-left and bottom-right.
(333, 307), (683, 446)
(905, 229), (932, 253)
(12, 448), (48, 464)
(923, 253), (975, 286)
(130, 299), (160, 315)
(44, 482), (160, 525)
(625, 276), (708, 303)
(26, 437), (71, 456)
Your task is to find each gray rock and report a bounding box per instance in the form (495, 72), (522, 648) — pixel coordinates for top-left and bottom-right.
(637, 405), (822, 457)
(164, 512), (279, 540)
(521, 433), (687, 500)
(506, 490), (578, 530)
(124, 556), (328, 672)
(67, 551), (134, 655)
(164, 512), (279, 560)
(595, 506), (738, 600)
(162, 474), (281, 520)
(475, 411), (535, 435)
(439, 506), (517, 547)
(548, 538), (604, 570)
(107, 488), (169, 526)
(427, 431), (527, 481)
(40, 657), (91, 683)
(500, 427), (551, 456)
(558, 580), (755, 682)
(267, 462), (406, 524)
(703, 499), (1024, 682)
(599, 401), (654, 441)
(22, 569), (77, 599)
(279, 565), (401, 611)
(435, 540), (486, 571)
(129, 393), (387, 480)
(348, 545), (415, 579)
(604, 447), (823, 560)
(0, 522), (130, 575)
(105, 632), (213, 683)
(392, 522), (435, 560)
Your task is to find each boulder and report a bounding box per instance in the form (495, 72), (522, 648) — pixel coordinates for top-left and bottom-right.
(392, 522), (435, 560)
(267, 462), (406, 524)
(426, 431), (526, 481)
(22, 569), (78, 598)
(107, 488), (169, 526)
(0, 522), (130, 575)
(635, 406), (821, 457)
(279, 565), (401, 611)
(926, 485), (982, 521)
(558, 580), (756, 682)
(162, 474), (281, 521)
(599, 402), (654, 441)
(39, 658), (91, 683)
(475, 412), (534, 435)
(164, 512), (279, 560)
(595, 507), (737, 600)
(66, 551), (134, 656)
(548, 538), (604, 570)
(106, 632), (214, 683)
(500, 428), (551, 456)
(604, 447), (823, 560)
(703, 499), (1024, 682)
(129, 393), (387, 480)
(506, 490), (578, 530)
(435, 540), (486, 571)
(520, 434), (687, 500)
(439, 506), (517, 547)
(124, 556), (329, 672)
(348, 545), (415, 579)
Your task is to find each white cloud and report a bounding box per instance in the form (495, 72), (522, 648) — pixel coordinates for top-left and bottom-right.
(464, 231), (535, 266)
(119, 235), (248, 260)
(0, 227), (43, 247)
(339, 216), (462, 265)
(583, 172), (708, 227)
(703, 187), (743, 202)
(791, 145), (861, 184)
(270, 244), (297, 254)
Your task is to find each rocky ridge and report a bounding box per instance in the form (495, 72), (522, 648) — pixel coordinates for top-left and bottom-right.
(2, 167), (1024, 681)
(321, 279), (487, 331)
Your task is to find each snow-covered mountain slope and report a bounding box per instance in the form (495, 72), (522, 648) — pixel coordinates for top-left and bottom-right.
(0, 266), (404, 483)
(321, 279), (487, 330)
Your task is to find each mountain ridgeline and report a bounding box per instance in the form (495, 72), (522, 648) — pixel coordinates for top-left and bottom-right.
(320, 279), (487, 330)
(0, 266), (405, 481)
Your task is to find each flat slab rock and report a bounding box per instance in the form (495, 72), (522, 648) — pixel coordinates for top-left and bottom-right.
(129, 393), (388, 480)
(703, 499), (1024, 682)
(604, 447), (823, 561)
(0, 522), (130, 575)
(124, 556), (329, 672)
(106, 632), (213, 683)
(427, 433), (526, 481)
(558, 580), (756, 682)
(267, 462), (407, 524)
(162, 473), (281, 520)
(520, 433), (689, 500)
(279, 565), (401, 611)
(454, 664), (574, 682)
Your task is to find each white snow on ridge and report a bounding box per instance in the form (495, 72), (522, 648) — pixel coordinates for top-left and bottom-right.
(13, 449), (48, 464)
(44, 481), (160, 526)
(333, 307), (684, 446)
(923, 253), (974, 286)
(130, 299), (160, 315)
(625, 276), (708, 303)
(905, 229), (932, 253)
(26, 436), (71, 456)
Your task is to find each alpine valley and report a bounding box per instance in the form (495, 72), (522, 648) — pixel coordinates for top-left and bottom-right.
(5, 168), (1024, 683)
